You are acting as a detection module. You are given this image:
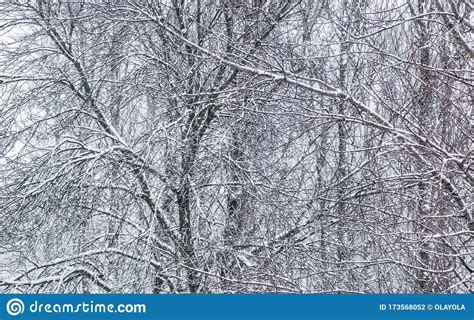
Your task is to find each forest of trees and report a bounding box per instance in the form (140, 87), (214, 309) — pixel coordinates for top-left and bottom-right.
(0, 0), (472, 293)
